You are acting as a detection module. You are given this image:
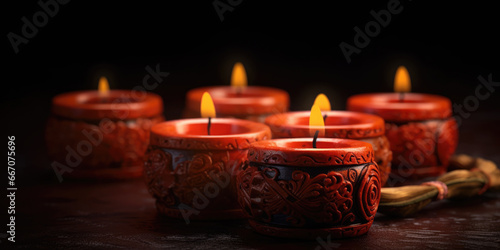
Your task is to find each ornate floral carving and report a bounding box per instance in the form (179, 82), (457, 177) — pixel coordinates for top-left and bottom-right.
(247, 149), (374, 166)
(144, 147), (233, 207)
(45, 115), (163, 179)
(437, 118), (459, 168)
(173, 153), (227, 205)
(143, 146), (249, 220)
(361, 135), (392, 186)
(143, 148), (176, 206)
(385, 118), (458, 178)
(348, 168), (358, 183)
(357, 163), (381, 221)
(237, 166), (354, 227)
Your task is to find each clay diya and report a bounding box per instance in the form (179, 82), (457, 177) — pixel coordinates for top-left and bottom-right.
(237, 138), (381, 239)
(144, 92), (271, 220)
(184, 62), (289, 122)
(265, 94), (392, 186)
(46, 77), (164, 180)
(347, 66), (458, 180)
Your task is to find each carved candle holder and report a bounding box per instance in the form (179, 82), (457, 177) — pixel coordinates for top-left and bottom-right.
(144, 118), (271, 220)
(237, 138), (381, 239)
(183, 86), (290, 122)
(347, 93), (458, 180)
(265, 111), (392, 186)
(45, 90), (164, 180)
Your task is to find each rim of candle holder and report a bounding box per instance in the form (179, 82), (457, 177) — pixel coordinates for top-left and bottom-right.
(247, 138), (374, 167)
(347, 93), (452, 122)
(150, 118), (271, 150)
(265, 110), (385, 139)
(51, 90), (163, 120)
(186, 86), (289, 115)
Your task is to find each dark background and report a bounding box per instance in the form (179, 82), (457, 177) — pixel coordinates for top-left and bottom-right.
(1, 0), (500, 247)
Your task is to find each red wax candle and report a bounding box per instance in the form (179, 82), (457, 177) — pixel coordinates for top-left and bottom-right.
(347, 93), (458, 180)
(265, 111), (392, 186)
(184, 86), (290, 122)
(237, 138), (381, 239)
(46, 90), (164, 180)
(144, 118), (271, 220)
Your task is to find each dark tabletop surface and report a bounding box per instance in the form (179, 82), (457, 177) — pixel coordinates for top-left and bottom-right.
(3, 111), (499, 249)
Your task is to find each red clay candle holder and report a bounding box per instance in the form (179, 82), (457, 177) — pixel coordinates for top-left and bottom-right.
(46, 90), (164, 180)
(184, 86), (290, 122)
(144, 118), (271, 220)
(265, 111), (392, 186)
(237, 138), (381, 239)
(347, 93), (458, 180)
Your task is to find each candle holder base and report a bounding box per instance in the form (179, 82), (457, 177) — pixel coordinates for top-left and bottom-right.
(143, 119), (271, 221)
(46, 115), (163, 180)
(386, 118), (458, 181)
(249, 220), (373, 240)
(237, 139), (381, 239)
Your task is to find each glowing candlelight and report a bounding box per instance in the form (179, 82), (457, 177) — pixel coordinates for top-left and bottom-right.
(313, 93), (331, 120)
(394, 66), (411, 102)
(230, 62), (247, 94)
(201, 92), (216, 135)
(98, 76), (110, 96)
(309, 104), (325, 148)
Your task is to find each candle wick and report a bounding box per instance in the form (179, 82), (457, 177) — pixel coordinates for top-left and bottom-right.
(235, 87), (242, 96)
(399, 92), (405, 102)
(323, 114), (328, 122)
(207, 117), (212, 135)
(312, 130), (319, 148)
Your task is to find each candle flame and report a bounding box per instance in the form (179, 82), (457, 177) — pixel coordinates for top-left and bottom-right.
(312, 93), (331, 111)
(98, 76), (110, 95)
(230, 62), (247, 89)
(201, 92), (216, 118)
(394, 66), (411, 93)
(309, 104), (325, 137)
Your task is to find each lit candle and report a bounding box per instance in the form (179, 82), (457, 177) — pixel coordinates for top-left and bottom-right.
(237, 131), (381, 238)
(184, 62), (290, 122)
(309, 104), (325, 148)
(45, 77), (164, 180)
(144, 92), (271, 220)
(347, 66), (458, 180)
(200, 92), (216, 135)
(265, 94), (392, 186)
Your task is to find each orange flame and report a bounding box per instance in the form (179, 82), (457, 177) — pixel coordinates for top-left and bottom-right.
(394, 66), (411, 93)
(309, 104), (325, 137)
(312, 93), (331, 111)
(98, 76), (109, 95)
(200, 92), (216, 118)
(231, 62), (247, 89)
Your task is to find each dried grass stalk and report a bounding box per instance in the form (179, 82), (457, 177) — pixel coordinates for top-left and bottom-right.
(378, 154), (500, 216)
